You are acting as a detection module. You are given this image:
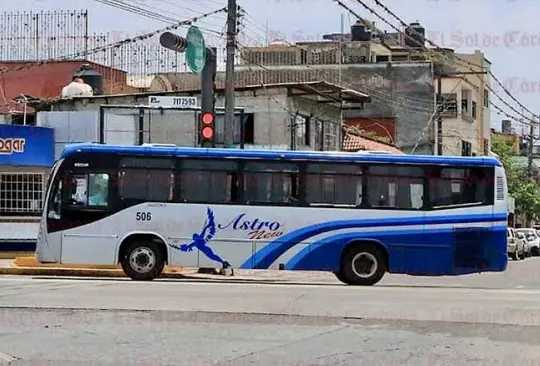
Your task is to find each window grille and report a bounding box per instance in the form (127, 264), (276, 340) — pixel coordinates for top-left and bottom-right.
(0, 173), (44, 215)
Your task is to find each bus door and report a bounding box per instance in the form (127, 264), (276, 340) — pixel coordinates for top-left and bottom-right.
(59, 170), (118, 265)
(38, 160), (64, 263)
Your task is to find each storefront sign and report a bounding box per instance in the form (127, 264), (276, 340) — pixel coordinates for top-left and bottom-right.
(0, 138), (25, 154)
(0, 125), (54, 167)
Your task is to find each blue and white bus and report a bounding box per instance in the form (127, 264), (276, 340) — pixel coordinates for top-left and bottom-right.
(36, 143), (508, 285)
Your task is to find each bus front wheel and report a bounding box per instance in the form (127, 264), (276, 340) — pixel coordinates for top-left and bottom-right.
(337, 244), (386, 286)
(121, 240), (166, 281)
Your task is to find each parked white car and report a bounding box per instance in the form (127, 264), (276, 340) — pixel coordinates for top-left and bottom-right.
(508, 228), (525, 260)
(516, 228), (540, 256)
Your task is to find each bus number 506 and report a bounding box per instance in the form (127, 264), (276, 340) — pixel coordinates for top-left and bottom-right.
(136, 212), (152, 221)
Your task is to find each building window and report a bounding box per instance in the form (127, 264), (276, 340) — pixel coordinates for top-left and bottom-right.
(440, 93), (458, 118)
(244, 162), (299, 204)
(483, 89), (489, 108)
(461, 140), (472, 156)
(472, 101), (477, 119)
(213, 113), (255, 145)
(366, 166), (424, 209)
(430, 167), (491, 207)
(323, 121), (339, 150)
(461, 99), (468, 114)
(305, 163), (362, 206)
(179, 159), (238, 203)
(0, 173), (44, 215)
(294, 114), (310, 148)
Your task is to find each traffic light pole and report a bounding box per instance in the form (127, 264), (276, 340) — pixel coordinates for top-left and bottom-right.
(201, 47), (217, 122)
(224, 0), (237, 148)
(160, 31), (217, 147)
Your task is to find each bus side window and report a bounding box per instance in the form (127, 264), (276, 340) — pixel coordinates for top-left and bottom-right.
(431, 167), (489, 207)
(179, 159), (238, 204)
(366, 165), (423, 209)
(305, 163), (361, 207)
(66, 173), (110, 207)
(244, 161), (299, 204)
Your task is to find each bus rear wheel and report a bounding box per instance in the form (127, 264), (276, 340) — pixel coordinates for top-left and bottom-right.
(121, 240), (165, 281)
(337, 244), (386, 286)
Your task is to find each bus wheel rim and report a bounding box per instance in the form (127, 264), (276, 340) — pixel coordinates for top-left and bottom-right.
(351, 252), (377, 278)
(129, 247), (156, 274)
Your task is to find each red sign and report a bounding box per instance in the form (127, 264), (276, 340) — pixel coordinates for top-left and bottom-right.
(0, 138), (25, 155)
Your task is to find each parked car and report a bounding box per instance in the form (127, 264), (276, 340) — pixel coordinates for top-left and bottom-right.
(516, 228), (540, 256)
(507, 228), (525, 260)
(516, 231), (531, 258)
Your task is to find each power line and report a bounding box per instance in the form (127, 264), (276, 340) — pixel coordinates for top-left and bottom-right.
(369, 0), (537, 120)
(0, 7), (227, 76)
(331, 0), (536, 126)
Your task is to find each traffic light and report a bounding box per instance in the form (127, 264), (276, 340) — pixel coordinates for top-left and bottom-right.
(200, 111), (215, 148)
(159, 32), (187, 52)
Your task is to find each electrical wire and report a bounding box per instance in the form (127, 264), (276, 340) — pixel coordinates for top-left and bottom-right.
(0, 7), (227, 76)
(366, 0), (537, 122)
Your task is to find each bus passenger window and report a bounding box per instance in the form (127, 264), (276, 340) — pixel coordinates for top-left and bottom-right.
(180, 170), (236, 203)
(178, 159), (238, 204)
(243, 162), (299, 204)
(88, 174), (109, 207)
(305, 163), (361, 206)
(64, 173), (109, 208)
(69, 175), (88, 205)
(431, 167), (489, 207)
(366, 165), (423, 209)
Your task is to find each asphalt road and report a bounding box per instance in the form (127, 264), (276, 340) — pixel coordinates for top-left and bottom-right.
(2, 258), (540, 365)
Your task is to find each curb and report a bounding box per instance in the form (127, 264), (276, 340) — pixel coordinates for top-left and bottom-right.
(0, 266), (190, 278)
(11, 257), (186, 272)
(0, 252), (34, 260)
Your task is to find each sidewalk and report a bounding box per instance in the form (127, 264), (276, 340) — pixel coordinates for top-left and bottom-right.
(0, 257), (339, 284)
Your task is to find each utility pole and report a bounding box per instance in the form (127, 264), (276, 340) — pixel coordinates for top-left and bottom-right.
(224, 0), (237, 147)
(437, 75), (443, 155)
(528, 115), (535, 177)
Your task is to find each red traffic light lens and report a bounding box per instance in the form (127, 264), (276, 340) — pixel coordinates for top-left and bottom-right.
(202, 126), (214, 139)
(201, 113), (214, 124)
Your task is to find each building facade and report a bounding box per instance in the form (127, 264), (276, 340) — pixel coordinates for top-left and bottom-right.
(161, 25), (490, 156)
(0, 60), (142, 125)
(0, 124), (55, 250)
(34, 82), (370, 157)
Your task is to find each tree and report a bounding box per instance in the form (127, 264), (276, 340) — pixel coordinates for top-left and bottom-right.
(491, 135), (540, 222)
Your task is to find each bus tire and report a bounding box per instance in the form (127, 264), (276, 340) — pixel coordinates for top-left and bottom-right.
(339, 244), (386, 286)
(121, 240), (165, 281)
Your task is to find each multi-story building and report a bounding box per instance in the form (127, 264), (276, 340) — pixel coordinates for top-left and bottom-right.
(437, 50), (492, 156)
(226, 21), (491, 155)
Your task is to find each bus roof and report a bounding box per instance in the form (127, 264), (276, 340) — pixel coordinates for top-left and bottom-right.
(60, 143), (502, 167)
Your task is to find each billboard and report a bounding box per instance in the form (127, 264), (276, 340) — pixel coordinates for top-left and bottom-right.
(0, 125), (54, 167)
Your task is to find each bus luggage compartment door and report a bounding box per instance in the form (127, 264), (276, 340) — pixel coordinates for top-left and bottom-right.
(452, 227), (490, 272)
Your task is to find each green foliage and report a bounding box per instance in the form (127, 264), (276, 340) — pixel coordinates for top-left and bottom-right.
(491, 135), (540, 220)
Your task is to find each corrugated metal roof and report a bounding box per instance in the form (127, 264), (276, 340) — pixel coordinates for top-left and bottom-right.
(0, 60), (141, 114)
(342, 133), (404, 154)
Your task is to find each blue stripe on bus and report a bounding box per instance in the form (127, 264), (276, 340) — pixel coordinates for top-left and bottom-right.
(284, 225), (508, 272)
(239, 213), (508, 270)
(60, 143), (502, 167)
